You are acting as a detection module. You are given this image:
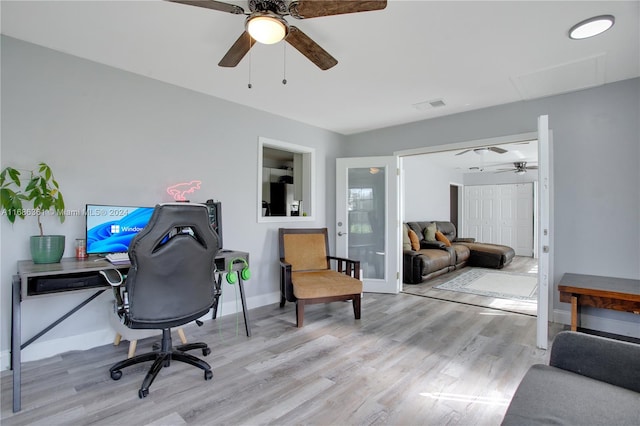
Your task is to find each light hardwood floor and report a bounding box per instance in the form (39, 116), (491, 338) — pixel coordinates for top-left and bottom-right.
(402, 256), (539, 316)
(1, 288), (562, 425)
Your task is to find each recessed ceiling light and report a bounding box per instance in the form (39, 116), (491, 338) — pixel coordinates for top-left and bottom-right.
(569, 15), (615, 40)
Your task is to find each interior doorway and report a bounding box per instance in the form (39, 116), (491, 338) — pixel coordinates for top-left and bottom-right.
(397, 132), (541, 317)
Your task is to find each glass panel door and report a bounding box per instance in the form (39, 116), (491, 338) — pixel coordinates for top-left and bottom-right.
(336, 156), (399, 294)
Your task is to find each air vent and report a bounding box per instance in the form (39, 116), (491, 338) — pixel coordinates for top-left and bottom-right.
(412, 98), (446, 111)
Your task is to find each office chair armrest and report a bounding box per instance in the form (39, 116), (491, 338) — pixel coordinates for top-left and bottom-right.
(100, 269), (127, 315)
(327, 256), (361, 279)
(100, 269), (124, 286)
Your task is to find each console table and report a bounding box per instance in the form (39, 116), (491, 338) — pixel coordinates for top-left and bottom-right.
(11, 250), (250, 412)
(558, 273), (640, 332)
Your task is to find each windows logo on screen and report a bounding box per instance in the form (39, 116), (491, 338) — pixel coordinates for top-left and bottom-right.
(111, 224), (120, 234)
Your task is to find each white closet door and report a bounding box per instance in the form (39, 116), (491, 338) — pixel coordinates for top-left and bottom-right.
(464, 183), (534, 256)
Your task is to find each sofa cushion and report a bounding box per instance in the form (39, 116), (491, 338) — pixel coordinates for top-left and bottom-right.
(451, 243), (470, 264)
(435, 221), (458, 242)
(501, 364), (640, 426)
(408, 229), (420, 250)
(417, 248), (452, 272)
(402, 224), (411, 250)
(435, 230), (452, 247)
(423, 222), (437, 242)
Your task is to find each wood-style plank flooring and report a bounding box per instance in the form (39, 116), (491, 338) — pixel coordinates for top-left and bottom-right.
(1, 287), (562, 425)
(402, 256), (539, 316)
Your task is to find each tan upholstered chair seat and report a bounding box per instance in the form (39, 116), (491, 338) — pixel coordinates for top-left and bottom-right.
(292, 270), (363, 299)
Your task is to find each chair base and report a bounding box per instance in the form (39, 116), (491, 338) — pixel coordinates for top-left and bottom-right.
(109, 328), (213, 398)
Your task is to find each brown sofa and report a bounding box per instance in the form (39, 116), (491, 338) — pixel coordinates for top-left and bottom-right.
(403, 221), (515, 284)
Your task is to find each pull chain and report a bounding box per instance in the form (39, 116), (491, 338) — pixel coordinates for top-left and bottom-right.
(282, 43), (287, 85)
(248, 38), (253, 89)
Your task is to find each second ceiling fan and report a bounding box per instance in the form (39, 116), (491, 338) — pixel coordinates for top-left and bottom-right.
(168, 0), (387, 70)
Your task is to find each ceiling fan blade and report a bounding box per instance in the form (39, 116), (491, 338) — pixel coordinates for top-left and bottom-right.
(285, 26), (337, 70)
(528, 166), (539, 169)
(488, 146), (508, 154)
(289, 0), (387, 19)
(218, 31), (256, 67)
(455, 149), (473, 156)
(167, 0), (245, 14)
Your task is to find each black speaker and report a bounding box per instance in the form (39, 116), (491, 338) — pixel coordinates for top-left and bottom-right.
(204, 199), (223, 249)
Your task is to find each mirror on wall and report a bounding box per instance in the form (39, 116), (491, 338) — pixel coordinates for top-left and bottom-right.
(258, 137), (314, 222)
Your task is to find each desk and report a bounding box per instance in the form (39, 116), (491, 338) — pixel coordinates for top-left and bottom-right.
(558, 273), (640, 332)
(11, 250), (249, 413)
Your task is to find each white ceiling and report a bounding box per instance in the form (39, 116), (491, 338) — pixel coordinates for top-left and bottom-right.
(1, 1), (639, 135)
(423, 139), (539, 173)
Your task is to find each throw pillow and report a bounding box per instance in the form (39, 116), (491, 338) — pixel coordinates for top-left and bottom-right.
(402, 224), (411, 250)
(408, 229), (420, 251)
(423, 222), (437, 242)
(435, 230), (452, 247)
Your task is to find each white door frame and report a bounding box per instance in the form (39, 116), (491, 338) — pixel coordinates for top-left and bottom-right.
(536, 115), (552, 349)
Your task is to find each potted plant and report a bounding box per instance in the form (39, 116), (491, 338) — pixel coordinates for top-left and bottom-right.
(0, 162), (66, 263)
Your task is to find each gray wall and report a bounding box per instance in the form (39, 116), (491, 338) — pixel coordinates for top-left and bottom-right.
(403, 155), (462, 222)
(0, 36), (344, 367)
(346, 77), (640, 335)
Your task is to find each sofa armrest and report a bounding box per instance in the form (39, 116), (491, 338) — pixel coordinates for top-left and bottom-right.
(455, 237), (476, 243)
(420, 241), (446, 250)
(550, 331), (640, 393)
(403, 250), (423, 284)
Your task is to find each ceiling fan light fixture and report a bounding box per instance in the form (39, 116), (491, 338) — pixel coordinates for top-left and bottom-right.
(569, 15), (615, 40)
(246, 14), (288, 44)
(515, 169), (526, 175)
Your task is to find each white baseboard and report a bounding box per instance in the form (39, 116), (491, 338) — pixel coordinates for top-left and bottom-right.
(553, 309), (640, 339)
(1, 291), (281, 372)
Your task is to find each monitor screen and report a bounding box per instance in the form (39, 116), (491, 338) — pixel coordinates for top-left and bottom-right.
(85, 204), (154, 255)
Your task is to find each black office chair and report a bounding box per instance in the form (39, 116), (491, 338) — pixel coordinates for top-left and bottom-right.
(108, 203), (220, 398)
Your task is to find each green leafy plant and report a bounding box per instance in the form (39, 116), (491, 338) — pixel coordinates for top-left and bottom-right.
(0, 162), (65, 236)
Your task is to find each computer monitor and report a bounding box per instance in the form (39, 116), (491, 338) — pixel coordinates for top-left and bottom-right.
(85, 204), (154, 255)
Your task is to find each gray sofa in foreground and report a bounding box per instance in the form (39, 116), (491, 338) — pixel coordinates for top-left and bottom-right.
(502, 331), (640, 425)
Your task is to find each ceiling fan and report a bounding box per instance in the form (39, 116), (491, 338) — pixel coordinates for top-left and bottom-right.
(167, 0), (387, 70)
(455, 146), (508, 156)
(496, 162), (538, 174)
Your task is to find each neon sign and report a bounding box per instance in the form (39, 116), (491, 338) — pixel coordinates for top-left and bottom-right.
(167, 180), (202, 201)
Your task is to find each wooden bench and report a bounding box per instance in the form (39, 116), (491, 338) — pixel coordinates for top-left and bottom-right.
(558, 273), (640, 331)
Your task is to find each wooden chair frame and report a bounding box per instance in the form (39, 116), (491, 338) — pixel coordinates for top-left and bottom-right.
(279, 228), (362, 327)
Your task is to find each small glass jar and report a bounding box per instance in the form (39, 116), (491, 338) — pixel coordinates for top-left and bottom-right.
(75, 238), (88, 259)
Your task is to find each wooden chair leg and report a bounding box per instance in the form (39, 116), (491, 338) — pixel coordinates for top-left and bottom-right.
(296, 300), (305, 328)
(353, 294), (361, 320)
(114, 333), (122, 346)
(177, 328), (187, 345)
(127, 340), (137, 359)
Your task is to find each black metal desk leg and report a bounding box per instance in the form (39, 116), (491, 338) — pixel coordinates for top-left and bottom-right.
(237, 277), (251, 337)
(211, 274), (223, 320)
(12, 275), (21, 413)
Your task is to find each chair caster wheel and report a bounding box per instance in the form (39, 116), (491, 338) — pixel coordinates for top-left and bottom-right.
(110, 370), (122, 381)
(139, 388), (149, 399)
(204, 370), (213, 380)
(203, 347), (211, 356)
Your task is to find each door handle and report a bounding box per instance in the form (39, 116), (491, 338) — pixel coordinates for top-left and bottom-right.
(338, 232), (347, 236)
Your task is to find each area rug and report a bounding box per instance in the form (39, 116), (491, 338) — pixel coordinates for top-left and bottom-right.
(434, 269), (538, 302)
